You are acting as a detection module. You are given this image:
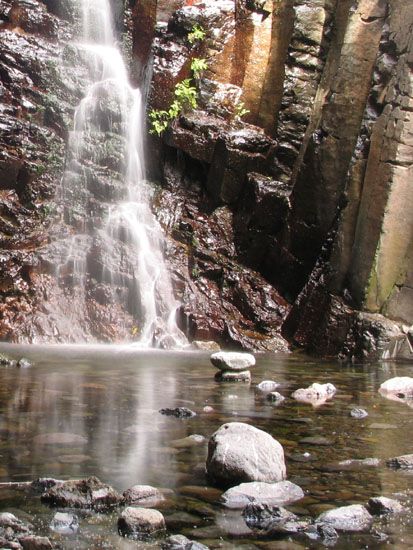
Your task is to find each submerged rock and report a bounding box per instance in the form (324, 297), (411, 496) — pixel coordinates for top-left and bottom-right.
(316, 504), (373, 532)
(206, 422), (286, 487)
(17, 358), (32, 368)
(161, 534), (210, 549)
(210, 352), (256, 372)
(367, 496), (404, 516)
(118, 507), (166, 538)
(192, 341), (220, 352)
(266, 391), (285, 403)
(221, 481), (304, 509)
(33, 433), (87, 446)
(243, 503), (306, 534)
(214, 370), (251, 382)
(123, 485), (164, 505)
(41, 476), (122, 510)
(350, 407), (369, 419)
(50, 512), (79, 534)
(159, 407), (196, 418)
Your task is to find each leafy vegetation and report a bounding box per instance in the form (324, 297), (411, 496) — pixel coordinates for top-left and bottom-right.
(234, 101), (250, 121)
(190, 58), (208, 79)
(187, 24), (206, 45)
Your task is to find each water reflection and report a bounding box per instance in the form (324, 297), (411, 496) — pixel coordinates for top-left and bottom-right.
(0, 345), (412, 548)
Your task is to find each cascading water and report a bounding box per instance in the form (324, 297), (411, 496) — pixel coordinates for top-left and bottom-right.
(53, 0), (187, 348)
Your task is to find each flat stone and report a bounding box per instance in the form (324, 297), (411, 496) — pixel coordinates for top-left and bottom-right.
(299, 436), (333, 446)
(215, 370), (251, 382)
(118, 507), (166, 537)
(316, 504), (373, 532)
(257, 380), (279, 391)
(170, 435), (206, 448)
(123, 485), (164, 505)
(221, 481), (304, 509)
(210, 352), (255, 372)
(386, 454), (413, 469)
(367, 496), (404, 515)
(19, 536), (53, 549)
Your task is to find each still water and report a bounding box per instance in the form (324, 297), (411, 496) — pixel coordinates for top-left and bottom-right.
(0, 345), (412, 548)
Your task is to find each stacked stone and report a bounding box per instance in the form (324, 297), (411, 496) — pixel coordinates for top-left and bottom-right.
(210, 352), (255, 382)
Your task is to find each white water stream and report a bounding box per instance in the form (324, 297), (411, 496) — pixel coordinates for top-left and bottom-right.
(56, 0), (187, 348)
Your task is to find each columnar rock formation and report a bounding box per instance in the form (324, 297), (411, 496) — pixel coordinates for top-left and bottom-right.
(0, 0), (411, 356)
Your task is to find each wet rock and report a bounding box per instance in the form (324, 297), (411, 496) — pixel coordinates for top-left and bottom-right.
(159, 407), (196, 418)
(19, 536), (53, 550)
(350, 408), (368, 419)
(30, 478), (63, 493)
(0, 538), (22, 550)
(214, 370), (251, 382)
(367, 496), (404, 516)
(386, 454), (413, 470)
(206, 422), (286, 488)
(0, 353), (16, 367)
(192, 341), (220, 352)
(0, 512), (31, 534)
(292, 383), (337, 406)
(123, 485), (164, 505)
(379, 377), (413, 398)
(117, 507), (166, 538)
(161, 534), (210, 549)
(41, 476), (122, 510)
(221, 481), (304, 509)
(305, 522), (338, 544)
(17, 358), (32, 368)
(243, 503), (307, 534)
(266, 391), (285, 404)
(50, 512), (79, 534)
(210, 352), (256, 372)
(316, 504), (373, 532)
(257, 380), (279, 392)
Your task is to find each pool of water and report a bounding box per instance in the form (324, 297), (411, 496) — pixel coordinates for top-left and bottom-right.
(0, 344), (412, 548)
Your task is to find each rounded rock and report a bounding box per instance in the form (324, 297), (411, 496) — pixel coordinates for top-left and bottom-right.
(221, 480), (304, 509)
(257, 380), (279, 392)
(206, 422), (286, 487)
(118, 507), (166, 537)
(316, 504), (373, 532)
(210, 352), (255, 372)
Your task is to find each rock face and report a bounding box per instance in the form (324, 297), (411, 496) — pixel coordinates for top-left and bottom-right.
(0, 0), (411, 354)
(206, 422), (286, 487)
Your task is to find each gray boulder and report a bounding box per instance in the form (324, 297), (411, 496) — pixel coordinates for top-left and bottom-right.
(206, 422), (286, 487)
(386, 454), (413, 469)
(243, 503), (307, 534)
(210, 352), (255, 372)
(50, 512), (79, 534)
(118, 507), (165, 537)
(367, 496), (404, 515)
(292, 383), (336, 405)
(316, 504), (373, 532)
(221, 481), (304, 509)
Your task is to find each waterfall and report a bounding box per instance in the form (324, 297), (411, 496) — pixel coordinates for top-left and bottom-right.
(54, 0), (187, 348)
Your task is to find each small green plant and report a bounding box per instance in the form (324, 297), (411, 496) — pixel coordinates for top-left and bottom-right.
(188, 24), (206, 45)
(149, 80), (198, 136)
(234, 101), (250, 121)
(190, 58), (208, 79)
